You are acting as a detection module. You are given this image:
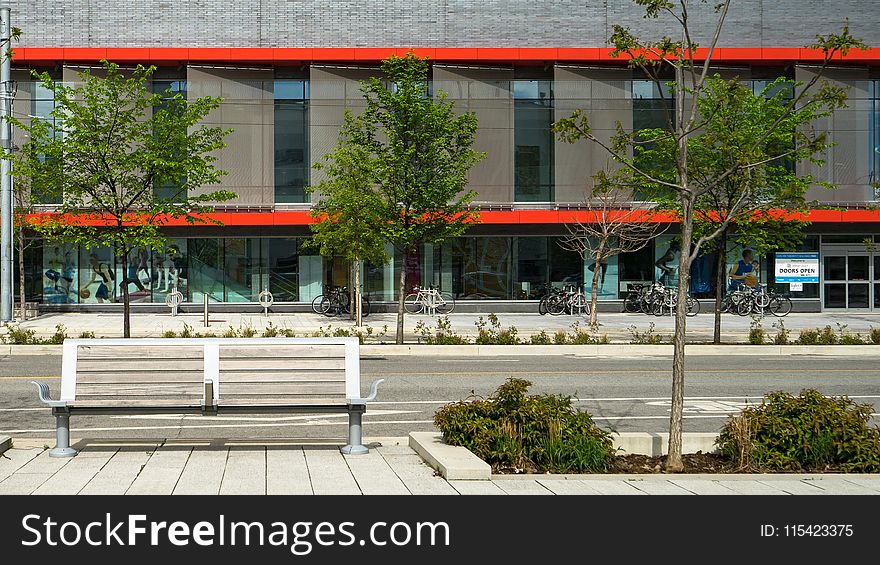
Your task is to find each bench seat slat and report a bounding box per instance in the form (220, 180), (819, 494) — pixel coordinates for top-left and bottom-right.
(76, 360), (205, 373)
(75, 373), (205, 384)
(77, 345), (205, 359)
(75, 383), (204, 396)
(68, 399), (204, 408)
(219, 383), (345, 395)
(218, 345), (347, 358)
(218, 397), (348, 407)
(218, 358), (345, 370)
(217, 371), (345, 382)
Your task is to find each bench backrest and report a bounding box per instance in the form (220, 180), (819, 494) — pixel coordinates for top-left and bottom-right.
(61, 337), (361, 407)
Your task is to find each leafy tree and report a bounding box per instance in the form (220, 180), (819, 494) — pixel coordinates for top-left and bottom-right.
(553, 0), (865, 471)
(345, 51), (484, 343)
(308, 113), (388, 326)
(8, 60), (235, 337)
(559, 169), (665, 326)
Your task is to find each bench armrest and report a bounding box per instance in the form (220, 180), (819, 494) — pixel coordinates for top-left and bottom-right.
(31, 381), (68, 409)
(349, 378), (384, 407)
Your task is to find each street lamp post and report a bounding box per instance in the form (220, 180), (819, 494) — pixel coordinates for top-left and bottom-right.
(0, 7), (12, 323)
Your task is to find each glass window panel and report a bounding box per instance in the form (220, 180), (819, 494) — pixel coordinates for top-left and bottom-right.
(79, 245), (115, 304)
(42, 243), (78, 304)
(118, 247), (152, 303)
(514, 80), (553, 202)
(849, 255), (869, 280)
(824, 256), (846, 281)
(275, 79), (310, 203)
(875, 283), (880, 308)
(848, 283), (870, 308)
(821, 234), (868, 244)
(451, 237), (512, 299)
(823, 283), (846, 308)
(152, 79), (188, 200)
(549, 238), (583, 289)
(151, 239), (187, 302)
(224, 238), (263, 302)
(515, 237), (548, 299)
(268, 238), (300, 302)
(188, 238), (223, 301)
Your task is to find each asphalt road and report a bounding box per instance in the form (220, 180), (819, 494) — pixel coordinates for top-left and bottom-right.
(1, 353), (878, 440)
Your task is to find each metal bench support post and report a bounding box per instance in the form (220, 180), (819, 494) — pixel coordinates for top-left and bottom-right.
(340, 406), (368, 455)
(50, 410), (77, 458)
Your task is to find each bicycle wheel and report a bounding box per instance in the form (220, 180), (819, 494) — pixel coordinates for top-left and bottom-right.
(548, 295), (566, 316)
(768, 295), (792, 317)
(538, 295), (549, 315)
(404, 293), (422, 314)
(570, 293), (589, 316)
(311, 294), (327, 315)
(435, 292), (455, 314)
(736, 298), (753, 316)
(686, 295), (700, 317)
(360, 295), (371, 318)
(318, 296), (337, 317)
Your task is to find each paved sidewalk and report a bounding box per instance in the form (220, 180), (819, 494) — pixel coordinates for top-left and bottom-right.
(7, 311), (880, 342)
(2, 439), (878, 495)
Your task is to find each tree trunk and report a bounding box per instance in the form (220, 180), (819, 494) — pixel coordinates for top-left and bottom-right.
(16, 228), (26, 321)
(349, 261), (356, 321)
(713, 229), (728, 344)
(395, 251), (407, 344)
(122, 250), (131, 338)
(589, 244), (603, 327)
(354, 255), (362, 327)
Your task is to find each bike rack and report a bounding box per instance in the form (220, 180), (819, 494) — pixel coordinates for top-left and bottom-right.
(258, 289), (274, 317)
(164, 289), (184, 317)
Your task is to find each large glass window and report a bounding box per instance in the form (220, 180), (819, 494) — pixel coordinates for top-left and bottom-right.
(31, 81), (61, 204)
(153, 80), (188, 200)
(267, 238), (301, 302)
(274, 80), (310, 203)
(188, 238), (223, 301)
(871, 80), (880, 193)
(514, 80), (554, 202)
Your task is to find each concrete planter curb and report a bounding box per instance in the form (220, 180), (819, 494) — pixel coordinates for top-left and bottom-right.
(3, 343), (880, 357)
(410, 431), (723, 480)
(0, 435), (11, 455)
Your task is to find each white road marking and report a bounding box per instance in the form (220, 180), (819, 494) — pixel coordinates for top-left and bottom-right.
(107, 409), (419, 422)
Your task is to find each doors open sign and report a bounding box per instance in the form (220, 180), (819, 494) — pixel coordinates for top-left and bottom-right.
(775, 252), (819, 283)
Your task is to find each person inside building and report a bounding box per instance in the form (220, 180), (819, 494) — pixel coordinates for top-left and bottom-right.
(729, 249), (759, 291)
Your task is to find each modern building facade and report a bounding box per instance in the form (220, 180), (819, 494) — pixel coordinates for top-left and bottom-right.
(9, 1), (880, 311)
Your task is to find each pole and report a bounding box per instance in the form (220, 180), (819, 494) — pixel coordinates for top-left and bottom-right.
(0, 8), (12, 323)
(203, 293), (209, 327)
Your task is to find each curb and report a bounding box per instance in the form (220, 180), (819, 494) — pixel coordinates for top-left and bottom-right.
(408, 432), (491, 480)
(411, 431), (722, 480)
(3, 343), (880, 357)
(0, 435), (11, 456)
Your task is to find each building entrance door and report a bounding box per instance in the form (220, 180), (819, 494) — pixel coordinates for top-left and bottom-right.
(821, 246), (874, 310)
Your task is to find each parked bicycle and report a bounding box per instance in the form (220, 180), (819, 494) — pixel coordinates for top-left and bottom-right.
(311, 285), (371, 318)
(404, 285), (455, 314)
(726, 282), (791, 317)
(538, 284), (590, 316)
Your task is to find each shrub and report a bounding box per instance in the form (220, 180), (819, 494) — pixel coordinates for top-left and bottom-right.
(629, 322), (663, 345)
(78, 331), (96, 339)
(771, 320), (789, 345)
(433, 378), (615, 473)
(178, 323), (195, 339)
(474, 314), (520, 345)
(870, 327), (880, 345)
(795, 328), (819, 345)
(553, 331), (568, 345)
(262, 322), (280, 337)
(748, 317), (765, 345)
(717, 389), (880, 472)
(415, 316), (469, 345)
(161, 330), (177, 338)
(2, 325), (37, 344)
(528, 331), (552, 345)
(238, 326), (258, 338)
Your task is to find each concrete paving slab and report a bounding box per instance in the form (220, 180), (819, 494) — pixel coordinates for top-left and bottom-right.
(714, 480), (790, 495)
(0, 435), (11, 455)
(840, 477), (880, 493)
(0, 472), (55, 494)
(537, 479), (605, 495)
(379, 453), (459, 495)
(669, 479), (738, 495)
(14, 448), (75, 475)
(126, 446), (191, 495)
(759, 479), (826, 495)
(266, 447), (313, 495)
(32, 448), (116, 495)
(448, 480), (506, 495)
(625, 479), (696, 495)
(494, 479), (553, 495)
(346, 450), (411, 495)
(576, 479), (647, 495)
(305, 448), (362, 495)
(0, 447), (43, 482)
(804, 478), (880, 495)
(174, 447), (228, 495)
(80, 448), (155, 495)
(220, 447), (266, 495)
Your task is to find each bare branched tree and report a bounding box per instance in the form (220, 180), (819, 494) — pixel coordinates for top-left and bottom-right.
(560, 170), (666, 326)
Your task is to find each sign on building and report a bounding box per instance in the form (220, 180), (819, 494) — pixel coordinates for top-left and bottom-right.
(774, 252), (819, 283)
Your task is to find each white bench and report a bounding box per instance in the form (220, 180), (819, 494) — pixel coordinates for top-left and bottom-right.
(32, 337), (383, 457)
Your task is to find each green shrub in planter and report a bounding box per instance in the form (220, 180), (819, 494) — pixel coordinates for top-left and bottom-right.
(717, 389), (880, 472)
(433, 378), (615, 473)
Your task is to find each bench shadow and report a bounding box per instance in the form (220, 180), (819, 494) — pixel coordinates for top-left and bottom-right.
(70, 438), (383, 452)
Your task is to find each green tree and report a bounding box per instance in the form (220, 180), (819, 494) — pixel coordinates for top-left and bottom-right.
(346, 51), (484, 343)
(9, 61), (235, 337)
(308, 113), (388, 326)
(553, 0), (865, 471)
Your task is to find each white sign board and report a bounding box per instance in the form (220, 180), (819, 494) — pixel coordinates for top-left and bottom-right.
(775, 253), (819, 283)
(789, 281), (804, 291)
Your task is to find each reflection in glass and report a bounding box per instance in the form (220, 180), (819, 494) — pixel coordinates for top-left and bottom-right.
(824, 256), (846, 281)
(849, 255), (869, 280)
(514, 80), (553, 202)
(848, 284), (869, 308)
(268, 238), (300, 302)
(823, 283), (846, 308)
(188, 238), (223, 301)
(275, 80), (310, 203)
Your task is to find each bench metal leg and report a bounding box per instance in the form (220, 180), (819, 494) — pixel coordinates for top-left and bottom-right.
(49, 412), (77, 458)
(340, 408), (368, 455)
